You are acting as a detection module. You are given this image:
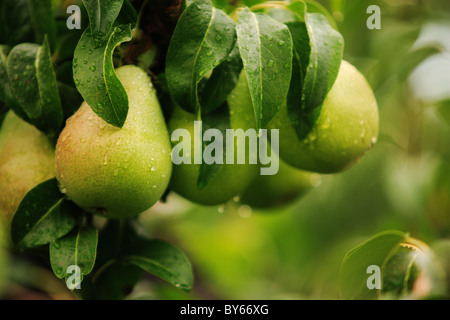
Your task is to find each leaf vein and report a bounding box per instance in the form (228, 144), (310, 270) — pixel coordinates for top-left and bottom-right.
(190, 6), (216, 110)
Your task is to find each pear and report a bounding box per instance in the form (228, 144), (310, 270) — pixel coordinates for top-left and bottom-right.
(268, 60), (379, 173)
(168, 71), (259, 205)
(240, 158), (320, 209)
(55, 65), (172, 219)
(0, 110), (56, 232)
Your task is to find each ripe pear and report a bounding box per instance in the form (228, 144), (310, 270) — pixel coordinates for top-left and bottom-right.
(168, 71), (259, 205)
(269, 60), (379, 173)
(0, 111), (55, 232)
(55, 65), (172, 219)
(240, 158), (320, 209)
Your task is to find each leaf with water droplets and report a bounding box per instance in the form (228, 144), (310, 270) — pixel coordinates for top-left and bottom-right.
(10, 179), (80, 249)
(0, 45), (26, 123)
(82, 0), (125, 47)
(166, 0), (236, 114)
(73, 24), (132, 128)
(302, 13), (343, 110)
(50, 226), (98, 280)
(285, 20), (315, 139)
(197, 103), (230, 189)
(285, 9), (344, 140)
(236, 8), (293, 130)
(122, 239), (193, 291)
(338, 230), (407, 300)
(6, 37), (63, 136)
(199, 44), (243, 114)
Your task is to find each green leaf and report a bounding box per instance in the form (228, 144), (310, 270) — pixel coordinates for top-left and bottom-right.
(382, 245), (421, 297)
(116, 0), (138, 25)
(338, 230), (407, 300)
(267, 7), (297, 25)
(199, 44), (243, 113)
(382, 240), (447, 299)
(94, 220), (139, 268)
(286, 21), (309, 87)
(123, 239), (194, 291)
(285, 21), (313, 138)
(236, 8), (293, 130)
(166, 0), (236, 113)
(27, 0), (56, 49)
(302, 13), (343, 110)
(183, 0), (195, 9)
(73, 24), (132, 128)
(197, 103), (231, 189)
(82, 0), (125, 47)
(88, 262), (143, 300)
(6, 38), (63, 136)
(285, 12), (343, 140)
(57, 82), (83, 120)
(304, 0), (338, 30)
(56, 61), (76, 87)
(0, 0), (34, 47)
(286, 0), (307, 21)
(10, 179), (79, 249)
(83, 220), (143, 299)
(54, 30), (84, 63)
(50, 226), (98, 280)
(0, 46), (27, 122)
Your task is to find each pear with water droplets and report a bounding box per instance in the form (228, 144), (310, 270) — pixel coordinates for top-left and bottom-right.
(240, 158), (320, 209)
(268, 60), (379, 173)
(55, 65), (172, 219)
(168, 71), (259, 205)
(0, 111), (56, 234)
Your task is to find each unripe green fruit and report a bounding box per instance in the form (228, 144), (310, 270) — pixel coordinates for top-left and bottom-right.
(269, 60), (379, 173)
(0, 111), (55, 230)
(240, 159), (320, 209)
(168, 71), (259, 205)
(55, 65), (172, 219)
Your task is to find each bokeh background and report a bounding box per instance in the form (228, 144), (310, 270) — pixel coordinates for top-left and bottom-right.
(1, 0), (450, 299)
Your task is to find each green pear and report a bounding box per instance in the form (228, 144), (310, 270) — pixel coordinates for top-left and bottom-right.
(269, 60), (379, 173)
(55, 65), (172, 219)
(0, 111), (56, 232)
(168, 71), (259, 205)
(240, 158), (320, 209)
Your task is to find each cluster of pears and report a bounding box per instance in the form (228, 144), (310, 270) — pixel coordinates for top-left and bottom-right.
(168, 70), (321, 209)
(0, 66), (172, 223)
(169, 60), (379, 209)
(0, 60), (378, 222)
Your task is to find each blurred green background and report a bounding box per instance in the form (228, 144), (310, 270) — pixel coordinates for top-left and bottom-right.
(1, 0), (450, 300)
